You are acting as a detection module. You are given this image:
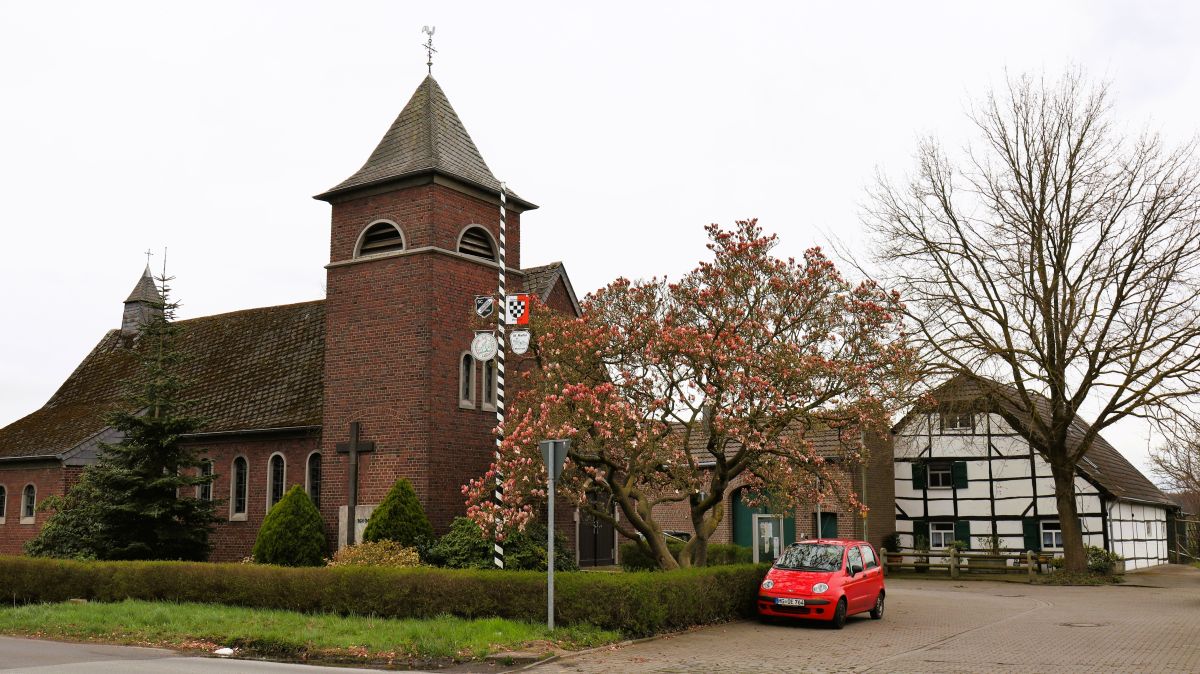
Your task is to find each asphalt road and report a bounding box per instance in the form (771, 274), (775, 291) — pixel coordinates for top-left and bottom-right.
(0, 637), (403, 674)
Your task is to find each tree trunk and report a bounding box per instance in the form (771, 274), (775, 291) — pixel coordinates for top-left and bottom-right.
(1050, 461), (1087, 573)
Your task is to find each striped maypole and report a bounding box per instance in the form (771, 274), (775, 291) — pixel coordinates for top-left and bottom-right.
(493, 182), (508, 569)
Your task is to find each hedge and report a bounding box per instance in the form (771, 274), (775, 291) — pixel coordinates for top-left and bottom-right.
(619, 541), (753, 571)
(0, 555), (768, 637)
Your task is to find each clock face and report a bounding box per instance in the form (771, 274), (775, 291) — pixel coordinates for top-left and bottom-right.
(471, 331), (498, 361)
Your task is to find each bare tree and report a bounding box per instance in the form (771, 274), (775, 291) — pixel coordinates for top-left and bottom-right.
(1150, 420), (1200, 514)
(868, 71), (1200, 572)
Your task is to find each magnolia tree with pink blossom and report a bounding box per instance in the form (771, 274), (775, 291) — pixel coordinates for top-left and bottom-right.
(465, 220), (918, 569)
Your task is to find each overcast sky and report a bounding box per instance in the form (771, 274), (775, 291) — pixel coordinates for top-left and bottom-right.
(2, 1), (1197, 479)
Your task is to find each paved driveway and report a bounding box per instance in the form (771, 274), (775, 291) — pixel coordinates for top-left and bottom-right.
(534, 565), (1200, 673)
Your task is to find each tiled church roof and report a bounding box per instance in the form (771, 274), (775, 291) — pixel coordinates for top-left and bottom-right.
(316, 76), (531, 207)
(913, 375), (1174, 508)
(0, 301), (324, 461)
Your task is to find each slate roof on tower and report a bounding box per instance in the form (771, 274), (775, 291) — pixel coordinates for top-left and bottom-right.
(124, 266), (160, 303)
(0, 301), (325, 462)
(316, 76), (534, 208)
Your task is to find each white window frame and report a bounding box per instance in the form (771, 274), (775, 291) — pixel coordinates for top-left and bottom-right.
(20, 483), (36, 525)
(1041, 520), (1064, 551)
(266, 452), (287, 511)
(459, 351), (476, 409)
(0, 483), (7, 524)
(195, 459), (214, 501)
(456, 224), (499, 262)
(230, 455), (249, 521)
(942, 413), (974, 433)
(481, 358), (497, 411)
(353, 219), (406, 258)
(930, 521), (955, 549)
(306, 451), (322, 507)
(927, 464), (953, 489)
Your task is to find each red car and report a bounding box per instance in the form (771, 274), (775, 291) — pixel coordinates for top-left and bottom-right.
(757, 538), (885, 629)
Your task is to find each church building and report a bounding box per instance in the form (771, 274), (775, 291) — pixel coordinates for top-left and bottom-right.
(0, 74), (588, 562)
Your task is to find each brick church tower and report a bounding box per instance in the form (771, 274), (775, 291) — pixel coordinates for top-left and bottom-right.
(314, 75), (537, 544)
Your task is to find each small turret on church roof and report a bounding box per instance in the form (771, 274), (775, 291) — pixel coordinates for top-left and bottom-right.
(124, 265), (159, 304)
(121, 265), (161, 335)
(316, 75), (534, 209)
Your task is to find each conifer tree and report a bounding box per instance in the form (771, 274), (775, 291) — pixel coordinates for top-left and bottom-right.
(362, 477), (433, 547)
(252, 485), (326, 566)
(26, 270), (217, 560)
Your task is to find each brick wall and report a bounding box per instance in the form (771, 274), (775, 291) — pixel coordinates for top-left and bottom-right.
(184, 431), (321, 562)
(0, 460), (72, 555)
(320, 181), (530, 551)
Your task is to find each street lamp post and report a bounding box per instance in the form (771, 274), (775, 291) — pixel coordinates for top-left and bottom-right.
(539, 439), (570, 630)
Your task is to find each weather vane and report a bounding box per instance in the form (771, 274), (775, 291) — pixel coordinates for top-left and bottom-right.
(422, 26), (437, 75)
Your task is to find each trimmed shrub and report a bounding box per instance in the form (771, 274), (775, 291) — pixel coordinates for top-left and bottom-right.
(619, 541), (751, 571)
(328, 541), (421, 568)
(426, 517), (491, 569)
(1086, 545), (1123, 574)
(427, 517), (577, 571)
(0, 555), (769, 637)
(362, 478), (433, 548)
(252, 486), (326, 567)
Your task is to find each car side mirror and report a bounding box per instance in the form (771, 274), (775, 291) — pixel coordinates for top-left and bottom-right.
(849, 563), (863, 576)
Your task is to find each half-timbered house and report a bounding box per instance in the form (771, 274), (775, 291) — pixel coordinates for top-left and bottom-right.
(893, 376), (1176, 570)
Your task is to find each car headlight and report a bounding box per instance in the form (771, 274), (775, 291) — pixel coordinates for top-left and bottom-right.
(761, 579), (774, 590)
(812, 583), (829, 593)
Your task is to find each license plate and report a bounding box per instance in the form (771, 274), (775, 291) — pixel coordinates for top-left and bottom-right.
(776, 597), (805, 607)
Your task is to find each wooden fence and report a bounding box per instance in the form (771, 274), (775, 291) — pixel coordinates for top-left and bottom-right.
(880, 547), (1046, 582)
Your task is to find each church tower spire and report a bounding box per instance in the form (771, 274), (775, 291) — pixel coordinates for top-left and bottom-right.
(121, 265), (161, 335)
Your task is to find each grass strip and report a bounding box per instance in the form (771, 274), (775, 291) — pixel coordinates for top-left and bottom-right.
(0, 600), (619, 664)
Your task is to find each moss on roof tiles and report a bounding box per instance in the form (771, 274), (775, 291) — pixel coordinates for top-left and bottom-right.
(0, 301), (324, 460)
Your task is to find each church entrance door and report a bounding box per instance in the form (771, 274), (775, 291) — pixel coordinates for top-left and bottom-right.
(578, 498), (615, 567)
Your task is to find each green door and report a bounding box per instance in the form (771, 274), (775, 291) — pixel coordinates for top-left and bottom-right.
(814, 512), (838, 538)
(733, 489), (796, 547)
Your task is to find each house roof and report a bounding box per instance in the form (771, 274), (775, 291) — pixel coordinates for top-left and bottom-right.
(910, 375), (1175, 508)
(0, 301), (325, 461)
(683, 423), (856, 464)
(316, 76), (533, 208)
(522, 261), (582, 316)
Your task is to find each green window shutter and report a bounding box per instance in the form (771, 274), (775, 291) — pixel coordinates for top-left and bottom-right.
(1022, 518), (1041, 552)
(954, 520), (971, 548)
(912, 519), (930, 548)
(952, 462), (968, 490)
(912, 462), (927, 490)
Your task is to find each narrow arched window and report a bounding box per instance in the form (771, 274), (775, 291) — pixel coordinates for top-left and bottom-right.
(306, 452), (322, 508)
(21, 484), (36, 522)
(198, 460), (213, 501)
(231, 457), (248, 518)
(0, 484), (7, 520)
(458, 226), (496, 261)
(356, 221), (405, 257)
(482, 359), (497, 410)
(268, 454), (286, 509)
(460, 352), (476, 408)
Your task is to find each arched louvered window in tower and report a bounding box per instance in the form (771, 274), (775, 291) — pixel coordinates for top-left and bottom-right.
(460, 352), (476, 408)
(356, 221), (405, 257)
(458, 226), (496, 261)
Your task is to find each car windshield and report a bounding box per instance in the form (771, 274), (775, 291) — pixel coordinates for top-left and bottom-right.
(774, 543), (845, 572)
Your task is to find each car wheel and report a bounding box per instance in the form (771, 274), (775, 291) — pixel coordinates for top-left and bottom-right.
(870, 593), (885, 620)
(831, 597), (847, 630)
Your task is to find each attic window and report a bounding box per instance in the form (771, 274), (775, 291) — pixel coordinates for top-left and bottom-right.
(458, 226), (496, 261)
(357, 221), (405, 257)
